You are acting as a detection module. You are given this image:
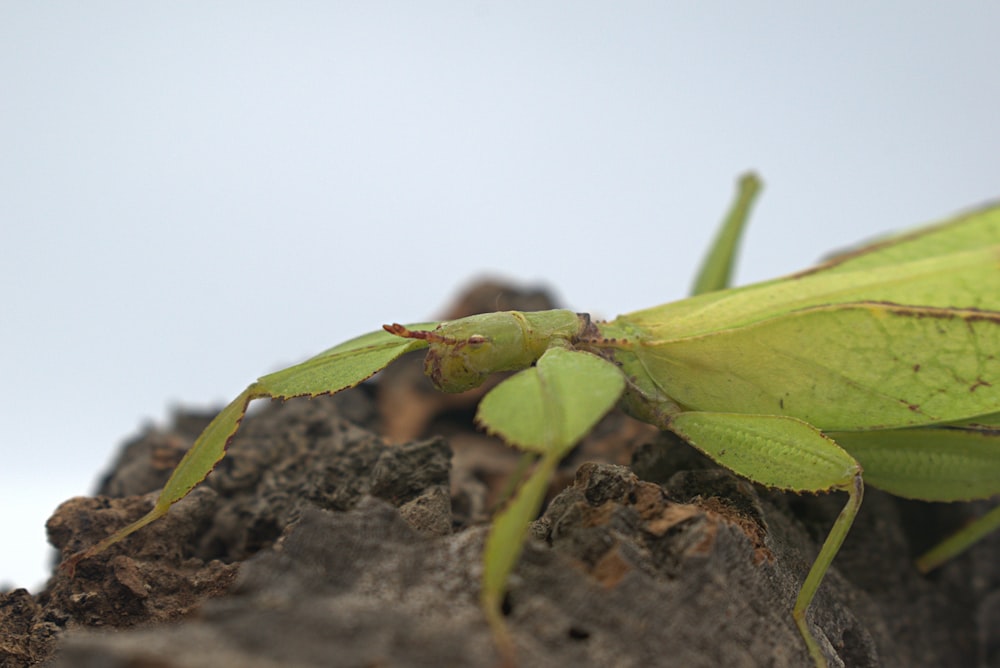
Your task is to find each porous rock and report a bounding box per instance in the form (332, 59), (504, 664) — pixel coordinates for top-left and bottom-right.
(2, 281), (998, 668)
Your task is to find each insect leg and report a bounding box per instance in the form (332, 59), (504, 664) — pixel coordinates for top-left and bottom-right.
(60, 384), (263, 575)
(792, 472), (864, 668)
(916, 503), (1000, 573)
(666, 411), (863, 667)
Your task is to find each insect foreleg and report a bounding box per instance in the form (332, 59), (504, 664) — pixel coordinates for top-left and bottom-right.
(61, 385), (264, 575)
(62, 328), (432, 574)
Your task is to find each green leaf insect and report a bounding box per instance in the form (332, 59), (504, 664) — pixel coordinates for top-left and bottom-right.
(63, 174), (1000, 668)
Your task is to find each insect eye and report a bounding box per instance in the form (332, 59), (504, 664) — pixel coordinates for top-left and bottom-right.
(467, 335), (488, 345)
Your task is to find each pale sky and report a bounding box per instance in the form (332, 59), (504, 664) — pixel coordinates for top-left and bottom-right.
(2, 3), (998, 590)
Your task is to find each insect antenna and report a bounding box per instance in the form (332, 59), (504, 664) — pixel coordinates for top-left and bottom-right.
(383, 323), (459, 344)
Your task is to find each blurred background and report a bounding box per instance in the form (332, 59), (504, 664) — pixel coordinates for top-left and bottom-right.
(2, 3), (998, 590)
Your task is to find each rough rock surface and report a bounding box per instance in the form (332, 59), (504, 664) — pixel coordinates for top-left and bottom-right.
(2, 281), (998, 668)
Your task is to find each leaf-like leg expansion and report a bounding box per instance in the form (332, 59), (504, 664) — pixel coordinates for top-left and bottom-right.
(258, 326), (432, 397)
(667, 412), (863, 668)
(831, 425), (1000, 502)
(61, 385), (263, 575)
(62, 327), (433, 574)
(916, 503), (1000, 573)
(690, 172), (762, 296)
(476, 346), (626, 456)
(476, 347), (626, 664)
(830, 426), (1000, 573)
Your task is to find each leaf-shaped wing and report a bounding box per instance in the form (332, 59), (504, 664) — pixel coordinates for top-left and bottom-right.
(621, 242), (1000, 342)
(631, 302), (1000, 431)
(831, 425), (1000, 501)
(805, 200), (1000, 274)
